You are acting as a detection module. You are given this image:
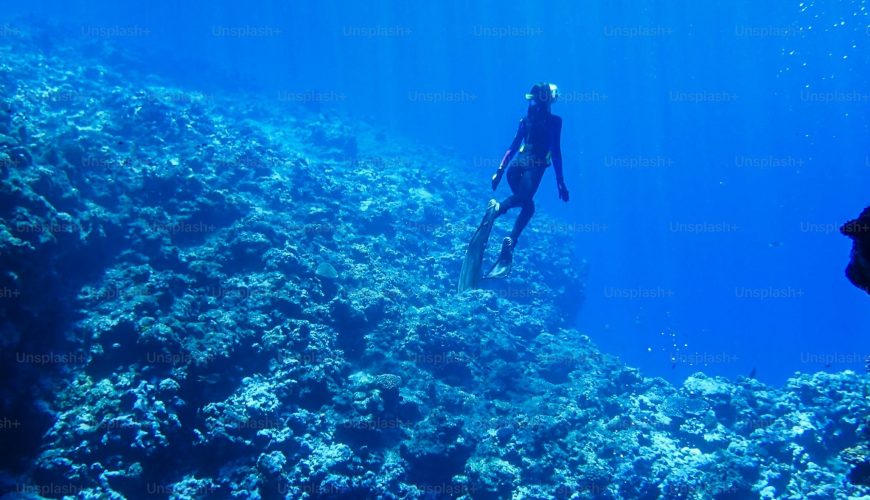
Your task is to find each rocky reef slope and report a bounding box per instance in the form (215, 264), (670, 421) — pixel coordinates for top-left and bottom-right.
(0, 25), (868, 500)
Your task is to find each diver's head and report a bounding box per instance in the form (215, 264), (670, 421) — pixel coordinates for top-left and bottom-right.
(525, 82), (558, 110)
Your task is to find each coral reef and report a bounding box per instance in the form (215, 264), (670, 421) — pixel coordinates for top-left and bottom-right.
(0, 24), (867, 500)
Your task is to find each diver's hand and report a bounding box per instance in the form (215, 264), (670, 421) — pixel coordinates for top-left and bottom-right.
(557, 180), (570, 202)
(491, 168), (505, 191)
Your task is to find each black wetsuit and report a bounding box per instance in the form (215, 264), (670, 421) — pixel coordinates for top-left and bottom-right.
(496, 109), (564, 244)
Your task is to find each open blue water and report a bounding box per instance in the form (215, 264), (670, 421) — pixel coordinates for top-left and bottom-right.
(6, 0), (869, 386)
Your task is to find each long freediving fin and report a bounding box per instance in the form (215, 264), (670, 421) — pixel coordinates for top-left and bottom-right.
(458, 200), (500, 292)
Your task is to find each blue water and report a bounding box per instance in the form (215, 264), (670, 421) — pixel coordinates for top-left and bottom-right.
(8, 0), (869, 386)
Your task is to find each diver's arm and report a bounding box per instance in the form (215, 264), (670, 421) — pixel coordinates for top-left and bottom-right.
(552, 116), (569, 202)
(492, 119), (525, 190)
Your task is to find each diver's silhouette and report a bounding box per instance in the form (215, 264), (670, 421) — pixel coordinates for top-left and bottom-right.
(458, 82), (569, 291)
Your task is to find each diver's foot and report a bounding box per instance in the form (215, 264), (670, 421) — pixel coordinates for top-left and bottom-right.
(501, 236), (514, 253)
(480, 199), (500, 227)
(485, 237), (514, 279)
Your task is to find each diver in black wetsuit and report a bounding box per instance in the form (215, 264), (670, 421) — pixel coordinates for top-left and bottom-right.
(486, 82), (570, 278)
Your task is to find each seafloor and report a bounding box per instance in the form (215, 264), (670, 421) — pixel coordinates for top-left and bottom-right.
(1, 25), (868, 500)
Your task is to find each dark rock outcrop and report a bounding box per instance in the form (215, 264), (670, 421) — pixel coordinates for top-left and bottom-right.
(842, 206), (870, 294)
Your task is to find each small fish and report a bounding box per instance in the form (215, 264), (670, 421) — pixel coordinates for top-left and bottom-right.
(748, 367), (757, 379)
(197, 373), (222, 385)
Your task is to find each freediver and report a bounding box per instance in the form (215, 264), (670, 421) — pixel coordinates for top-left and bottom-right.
(458, 82), (570, 291)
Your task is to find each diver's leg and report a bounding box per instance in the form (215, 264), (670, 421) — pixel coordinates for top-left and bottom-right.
(497, 194), (519, 216)
(526, 165), (546, 196)
(509, 166), (545, 244)
(509, 199), (536, 243)
(497, 165), (524, 217)
(487, 194), (530, 279)
(485, 166), (544, 279)
(485, 160), (545, 279)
